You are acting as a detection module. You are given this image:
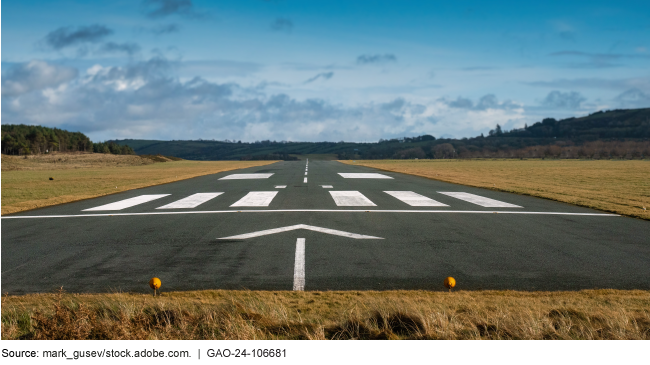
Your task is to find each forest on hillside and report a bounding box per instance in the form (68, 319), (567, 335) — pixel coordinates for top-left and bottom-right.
(113, 108), (650, 160)
(1, 124), (135, 156)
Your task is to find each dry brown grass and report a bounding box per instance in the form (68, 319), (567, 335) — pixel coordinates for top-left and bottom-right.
(342, 159), (650, 220)
(1, 153), (276, 215)
(2, 290), (648, 340)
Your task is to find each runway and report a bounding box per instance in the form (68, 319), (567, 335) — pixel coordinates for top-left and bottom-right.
(2, 160), (648, 294)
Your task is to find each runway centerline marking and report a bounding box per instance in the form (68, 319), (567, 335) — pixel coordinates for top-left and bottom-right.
(338, 173), (393, 179)
(274, 185), (287, 189)
(2, 210), (620, 219)
(293, 238), (305, 291)
(230, 192), (278, 207)
(219, 173), (274, 180)
(385, 191), (449, 207)
(330, 191), (376, 206)
(439, 192), (522, 208)
(83, 194), (170, 211)
(304, 177), (308, 183)
(156, 193), (223, 209)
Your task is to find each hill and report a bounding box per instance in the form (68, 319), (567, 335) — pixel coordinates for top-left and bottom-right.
(111, 108), (650, 160)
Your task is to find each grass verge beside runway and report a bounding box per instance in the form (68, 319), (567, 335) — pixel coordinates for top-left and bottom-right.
(1, 153), (276, 215)
(2, 290), (648, 340)
(343, 159), (650, 220)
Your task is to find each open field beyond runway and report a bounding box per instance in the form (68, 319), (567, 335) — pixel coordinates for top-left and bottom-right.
(2, 289), (648, 340)
(343, 159), (650, 220)
(1, 153), (275, 215)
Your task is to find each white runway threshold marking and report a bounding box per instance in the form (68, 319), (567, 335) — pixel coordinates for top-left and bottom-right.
(156, 193), (223, 209)
(219, 173), (274, 180)
(439, 192), (522, 208)
(338, 173), (393, 179)
(293, 238), (305, 291)
(384, 191), (449, 207)
(4, 210), (620, 219)
(219, 224), (383, 239)
(330, 191), (376, 206)
(83, 194), (170, 211)
(230, 192), (278, 207)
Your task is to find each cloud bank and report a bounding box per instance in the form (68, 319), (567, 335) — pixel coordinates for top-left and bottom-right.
(2, 58), (535, 142)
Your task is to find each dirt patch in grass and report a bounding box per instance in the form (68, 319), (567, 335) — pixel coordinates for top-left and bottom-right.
(342, 159), (650, 220)
(1, 153), (276, 215)
(2, 289), (648, 340)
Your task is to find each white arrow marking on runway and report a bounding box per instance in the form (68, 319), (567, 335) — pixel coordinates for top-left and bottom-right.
(219, 224), (383, 239)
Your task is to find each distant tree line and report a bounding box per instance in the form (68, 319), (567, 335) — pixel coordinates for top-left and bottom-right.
(337, 108), (650, 160)
(241, 152), (299, 161)
(1, 124), (134, 156)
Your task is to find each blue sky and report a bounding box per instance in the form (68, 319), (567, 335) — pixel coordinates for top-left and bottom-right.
(2, 0), (649, 142)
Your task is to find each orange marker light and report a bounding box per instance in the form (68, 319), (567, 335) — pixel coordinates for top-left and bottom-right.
(149, 277), (161, 296)
(444, 277), (456, 292)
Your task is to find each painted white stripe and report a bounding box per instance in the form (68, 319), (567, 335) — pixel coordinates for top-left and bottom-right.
(83, 194), (170, 211)
(219, 224), (383, 239)
(385, 191), (449, 207)
(230, 192), (278, 207)
(219, 173), (273, 180)
(338, 173), (393, 179)
(304, 177), (308, 183)
(156, 193), (222, 209)
(330, 191), (376, 206)
(321, 185), (333, 188)
(4, 210), (620, 219)
(305, 171), (308, 175)
(293, 238), (305, 291)
(274, 185), (287, 189)
(439, 192), (522, 208)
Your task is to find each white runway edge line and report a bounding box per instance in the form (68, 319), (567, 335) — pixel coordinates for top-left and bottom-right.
(219, 173), (274, 180)
(338, 173), (393, 179)
(385, 191), (449, 207)
(439, 192), (522, 208)
(83, 194), (170, 211)
(293, 238), (306, 291)
(330, 191), (376, 206)
(156, 193), (223, 209)
(3, 210), (620, 219)
(230, 192), (278, 207)
(219, 224), (383, 239)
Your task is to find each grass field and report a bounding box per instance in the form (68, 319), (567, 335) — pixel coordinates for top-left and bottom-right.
(1, 153), (275, 215)
(342, 159), (650, 220)
(2, 290), (648, 340)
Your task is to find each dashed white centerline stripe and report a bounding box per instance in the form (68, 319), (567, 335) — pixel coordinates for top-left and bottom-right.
(156, 193), (223, 209)
(274, 185), (287, 189)
(230, 192), (278, 207)
(293, 238), (305, 291)
(439, 192), (522, 208)
(330, 191), (376, 206)
(83, 194), (170, 211)
(321, 185), (333, 188)
(385, 191), (449, 207)
(304, 177), (308, 183)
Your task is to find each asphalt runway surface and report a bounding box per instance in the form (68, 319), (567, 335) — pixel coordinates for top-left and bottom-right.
(2, 160), (649, 294)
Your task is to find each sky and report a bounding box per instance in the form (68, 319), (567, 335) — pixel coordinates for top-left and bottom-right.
(2, 0), (650, 142)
